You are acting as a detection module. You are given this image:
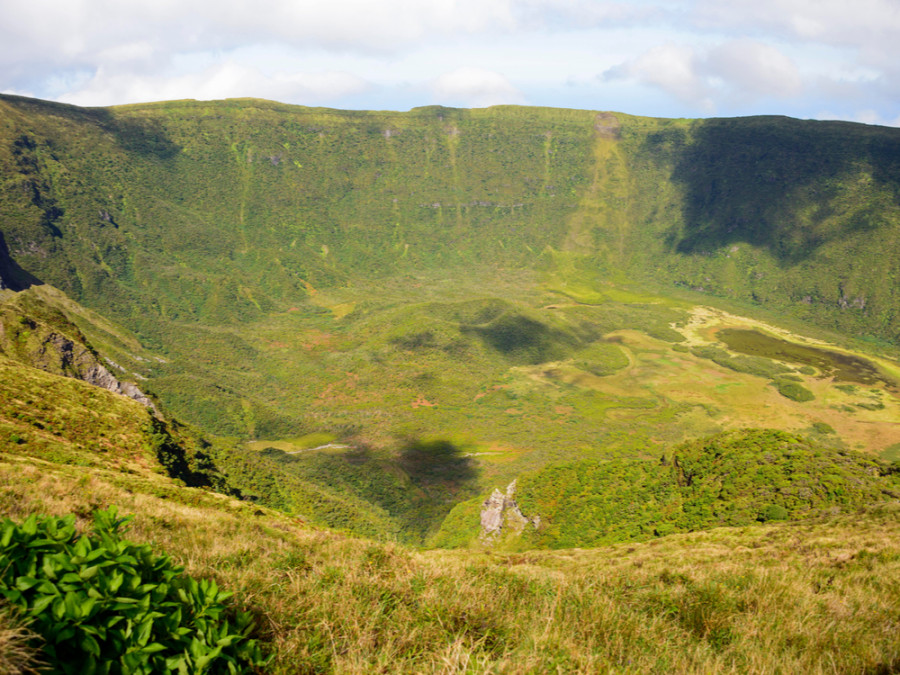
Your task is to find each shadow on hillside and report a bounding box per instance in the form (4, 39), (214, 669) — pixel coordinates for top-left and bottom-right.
(265, 437), (479, 543)
(657, 117), (900, 264)
(399, 438), (477, 492)
(103, 114), (181, 160)
(397, 438), (479, 541)
(465, 313), (584, 365)
(1, 94), (181, 161)
(0, 232), (40, 291)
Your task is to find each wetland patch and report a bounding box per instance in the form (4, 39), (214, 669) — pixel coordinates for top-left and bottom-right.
(717, 329), (894, 387)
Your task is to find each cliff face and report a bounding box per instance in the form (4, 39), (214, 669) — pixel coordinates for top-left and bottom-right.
(0, 289), (155, 410)
(1, 95), (898, 347)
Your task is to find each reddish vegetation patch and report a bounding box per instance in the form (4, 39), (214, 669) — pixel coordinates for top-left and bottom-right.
(411, 396), (437, 408)
(266, 341), (290, 349)
(301, 330), (334, 351)
(286, 307), (300, 312)
(474, 392), (486, 401)
(314, 374), (366, 407)
(555, 405), (574, 415)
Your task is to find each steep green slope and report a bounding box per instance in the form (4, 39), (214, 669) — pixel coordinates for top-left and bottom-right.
(504, 429), (900, 549)
(617, 116), (900, 339)
(3, 424), (900, 673)
(2, 95), (899, 444)
(1, 95), (900, 670)
(0, 290), (449, 542)
(3, 94), (900, 547)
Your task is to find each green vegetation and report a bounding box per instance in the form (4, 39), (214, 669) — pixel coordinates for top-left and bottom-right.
(497, 430), (900, 549)
(2, 94), (900, 671)
(2, 94), (899, 450)
(573, 340), (630, 376)
(717, 328), (894, 386)
(774, 379), (815, 402)
(690, 344), (791, 379)
(0, 508), (266, 674)
(3, 427), (900, 674)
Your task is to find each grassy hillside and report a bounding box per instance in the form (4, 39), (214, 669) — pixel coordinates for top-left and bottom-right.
(618, 116), (900, 339)
(3, 417), (900, 673)
(0, 280), (898, 671)
(3, 94), (900, 552)
(2, 94), (900, 444)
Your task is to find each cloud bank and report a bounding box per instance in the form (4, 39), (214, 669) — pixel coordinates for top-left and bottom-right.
(0, 0), (897, 123)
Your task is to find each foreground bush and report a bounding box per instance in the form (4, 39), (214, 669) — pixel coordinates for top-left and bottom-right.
(0, 507), (266, 674)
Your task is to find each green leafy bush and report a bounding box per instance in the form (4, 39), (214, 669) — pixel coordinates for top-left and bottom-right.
(758, 504), (789, 522)
(0, 507), (267, 674)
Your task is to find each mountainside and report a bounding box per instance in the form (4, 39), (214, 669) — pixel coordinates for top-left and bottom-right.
(2, 97), (899, 337)
(2, 94), (900, 548)
(2, 374), (899, 672)
(433, 429), (900, 550)
(2, 96), (899, 437)
(2, 94), (900, 671)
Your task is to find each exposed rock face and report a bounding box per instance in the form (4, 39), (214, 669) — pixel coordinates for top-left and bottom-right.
(38, 332), (156, 410)
(479, 480), (540, 543)
(0, 299), (156, 411)
(81, 360), (156, 409)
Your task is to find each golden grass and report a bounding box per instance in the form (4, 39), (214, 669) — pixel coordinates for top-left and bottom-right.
(2, 449), (899, 674)
(0, 608), (43, 675)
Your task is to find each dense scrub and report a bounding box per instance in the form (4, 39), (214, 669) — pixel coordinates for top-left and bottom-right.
(508, 430), (900, 548)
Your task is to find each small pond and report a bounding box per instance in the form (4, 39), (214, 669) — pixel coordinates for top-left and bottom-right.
(717, 329), (895, 387)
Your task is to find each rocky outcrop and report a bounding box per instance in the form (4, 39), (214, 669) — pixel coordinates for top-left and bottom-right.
(479, 480), (540, 543)
(81, 361), (156, 409)
(0, 297), (157, 411)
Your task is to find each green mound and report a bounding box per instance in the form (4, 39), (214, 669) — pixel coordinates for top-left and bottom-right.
(494, 430), (900, 549)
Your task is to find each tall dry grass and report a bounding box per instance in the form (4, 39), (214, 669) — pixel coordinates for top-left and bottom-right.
(2, 454), (899, 674)
(0, 608), (43, 675)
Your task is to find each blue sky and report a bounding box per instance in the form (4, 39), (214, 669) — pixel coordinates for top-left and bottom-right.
(2, 0), (899, 124)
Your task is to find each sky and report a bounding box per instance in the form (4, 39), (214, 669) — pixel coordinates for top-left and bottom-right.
(1, 0), (899, 124)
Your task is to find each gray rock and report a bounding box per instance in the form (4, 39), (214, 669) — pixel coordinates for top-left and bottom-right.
(479, 479), (540, 543)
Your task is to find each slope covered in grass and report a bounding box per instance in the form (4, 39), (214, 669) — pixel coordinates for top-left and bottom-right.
(505, 429), (900, 549)
(2, 94), (900, 446)
(3, 424), (900, 673)
(0, 304), (898, 671)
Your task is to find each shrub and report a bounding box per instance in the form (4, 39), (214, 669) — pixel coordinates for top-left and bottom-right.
(0, 507), (267, 674)
(775, 380), (815, 402)
(758, 504), (789, 522)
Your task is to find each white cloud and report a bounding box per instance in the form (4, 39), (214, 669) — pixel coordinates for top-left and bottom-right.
(431, 67), (524, 107)
(847, 110), (900, 127)
(0, 0), (519, 71)
(57, 62), (370, 107)
(514, 0), (668, 29)
(606, 39), (802, 112)
(1, 0), (898, 121)
(609, 43), (708, 105)
(693, 0), (900, 47)
(707, 40), (802, 99)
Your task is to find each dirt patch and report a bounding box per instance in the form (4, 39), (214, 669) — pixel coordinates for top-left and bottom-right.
(411, 396), (437, 408)
(594, 113), (620, 138)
